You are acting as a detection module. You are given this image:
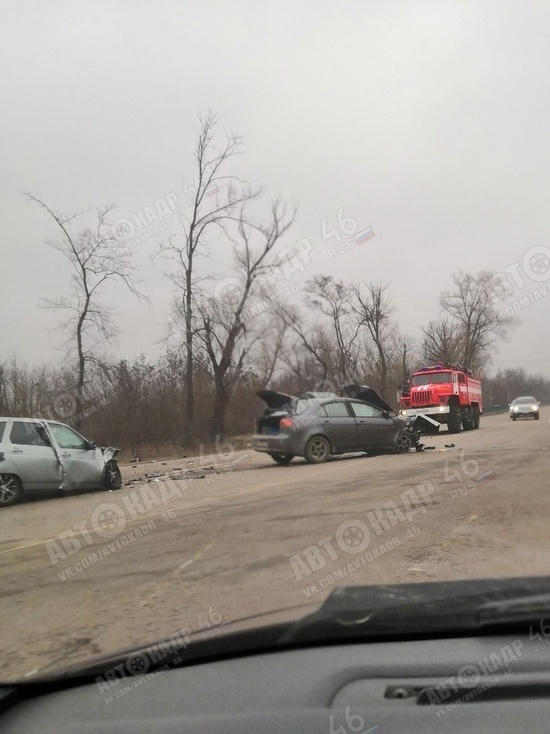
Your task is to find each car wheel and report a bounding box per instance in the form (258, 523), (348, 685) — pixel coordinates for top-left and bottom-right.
(534, 413), (540, 420)
(393, 431), (413, 454)
(448, 405), (462, 433)
(512, 415), (517, 421)
(269, 453), (294, 465)
(0, 474), (23, 508)
(304, 436), (331, 464)
(103, 461), (122, 490)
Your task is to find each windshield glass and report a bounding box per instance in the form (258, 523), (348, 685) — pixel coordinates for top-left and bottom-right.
(2, 0), (550, 687)
(411, 372), (452, 385)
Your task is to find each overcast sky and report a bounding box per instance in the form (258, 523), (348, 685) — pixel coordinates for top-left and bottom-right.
(2, 0), (550, 376)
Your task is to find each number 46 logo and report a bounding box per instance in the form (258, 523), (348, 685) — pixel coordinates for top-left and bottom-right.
(329, 707), (381, 734)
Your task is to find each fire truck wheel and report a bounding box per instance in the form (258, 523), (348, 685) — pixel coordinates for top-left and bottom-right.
(462, 417), (473, 431)
(448, 405), (462, 434)
(473, 406), (480, 429)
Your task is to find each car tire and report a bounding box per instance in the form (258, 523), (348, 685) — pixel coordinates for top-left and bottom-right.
(304, 436), (331, 464)
(103, 461), (122, 490)
(448, 405), (462, 433)
(512, 415), (517, 421)
(534, 413), (540, 420)
(0, 474), (23, 508)
(269, 453), (294, 465)
(393, 431), (413, 454)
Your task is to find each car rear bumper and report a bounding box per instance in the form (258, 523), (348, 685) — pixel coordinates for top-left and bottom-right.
(250, 434), (300, 455)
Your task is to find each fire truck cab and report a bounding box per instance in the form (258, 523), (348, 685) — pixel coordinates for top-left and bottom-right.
(398, 363), (482, 434)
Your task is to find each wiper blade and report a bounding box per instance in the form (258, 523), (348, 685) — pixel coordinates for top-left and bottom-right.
(279, 578), (550, 645)
(477, 593), (550, 627)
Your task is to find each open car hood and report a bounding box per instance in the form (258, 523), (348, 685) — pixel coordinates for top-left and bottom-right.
(256, 390), (296, 411)
(343, 384), (395, 414)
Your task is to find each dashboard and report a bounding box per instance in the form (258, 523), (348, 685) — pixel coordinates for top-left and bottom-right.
(2, 632), (550, 733)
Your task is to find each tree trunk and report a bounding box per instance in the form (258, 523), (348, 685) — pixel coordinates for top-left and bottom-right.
(75, 317), (86, 430)
(184, 268), (194, 448)
(210, 374), (229, 441)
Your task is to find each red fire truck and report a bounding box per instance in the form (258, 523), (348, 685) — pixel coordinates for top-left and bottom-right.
(398, 363), (483, 433)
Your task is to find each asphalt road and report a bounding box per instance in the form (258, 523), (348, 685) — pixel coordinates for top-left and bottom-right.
(1, 410), (550, 681)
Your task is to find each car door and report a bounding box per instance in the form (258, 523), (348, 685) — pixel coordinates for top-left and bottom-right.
(350, 402), (398, 449)
(46, 422), (103, 490)
(316, 401), (357, 452)
(6, 420), (63, 490)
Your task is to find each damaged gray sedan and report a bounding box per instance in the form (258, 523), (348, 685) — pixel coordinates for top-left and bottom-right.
(0, 418), (121, 507)
(251, 385), (439, 465)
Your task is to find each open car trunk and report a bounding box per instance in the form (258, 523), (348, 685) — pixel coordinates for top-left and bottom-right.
(255, 390), (296, 436)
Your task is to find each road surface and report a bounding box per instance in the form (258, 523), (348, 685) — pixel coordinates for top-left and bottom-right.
(1, 409), (550, 680)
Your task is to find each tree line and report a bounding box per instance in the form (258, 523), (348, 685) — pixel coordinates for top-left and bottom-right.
(4, 112), (547, 456)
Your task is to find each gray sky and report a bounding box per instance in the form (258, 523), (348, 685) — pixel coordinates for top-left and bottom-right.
(2, 0), (550, 375)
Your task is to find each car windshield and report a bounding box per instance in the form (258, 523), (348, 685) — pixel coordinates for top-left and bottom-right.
(2, 0), (550, 688)
(411, 372), (452, 385)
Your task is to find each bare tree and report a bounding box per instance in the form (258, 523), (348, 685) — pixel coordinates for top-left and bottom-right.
(395, 334), (416, 381)
(304, 276), (363, 383)
(440, 270), (516, 370)
(197, 199), (296, 439)
(25, 194), (142, 427)
(351, 282), (395, 399)
(274, 303), (332, 384)
(253, 313), (288, 385)
(162, 112), (261, 447)
(420, 316), (464, 366)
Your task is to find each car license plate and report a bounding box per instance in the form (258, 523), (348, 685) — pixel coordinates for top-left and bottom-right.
(256, 440), (269, 448)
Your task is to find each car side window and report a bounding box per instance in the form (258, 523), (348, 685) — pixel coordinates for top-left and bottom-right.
(49, 423), (88, 450)
(10, 421), (51, 447)
(322, 402), (351, 418)
(0, 421), (6, 442)
(351, 402), (383, 418)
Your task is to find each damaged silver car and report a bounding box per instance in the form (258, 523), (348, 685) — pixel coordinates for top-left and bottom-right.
(0, 418), (121, 507)
(251, 384), (439, 465)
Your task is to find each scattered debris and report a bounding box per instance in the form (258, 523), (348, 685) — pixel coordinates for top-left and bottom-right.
(445, 443), (456, 448)
(475, 469), (496, 482)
